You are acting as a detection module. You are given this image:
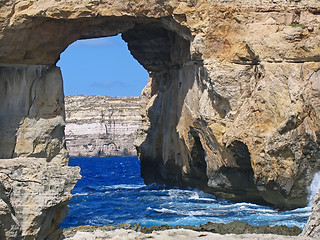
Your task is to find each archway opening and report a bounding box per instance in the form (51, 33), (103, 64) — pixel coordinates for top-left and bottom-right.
(57, 34), (148, 97)
(57, 34), (148, 157)
(54, 21), (197, 228)
(57, 34), (149, 227)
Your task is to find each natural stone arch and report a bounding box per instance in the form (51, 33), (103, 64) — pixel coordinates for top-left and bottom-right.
(0, 16), (192, 162)
(1, 1), (320, 239)
(0, 7), (200, 238)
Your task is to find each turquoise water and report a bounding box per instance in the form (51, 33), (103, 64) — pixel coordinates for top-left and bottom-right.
(60, 157), (311, 229)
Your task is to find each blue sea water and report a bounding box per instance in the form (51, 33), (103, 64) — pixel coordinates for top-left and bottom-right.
(60, 156), (311, 229)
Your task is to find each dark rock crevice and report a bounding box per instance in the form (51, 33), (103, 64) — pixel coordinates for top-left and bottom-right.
(207, 141), (269, 205)
(188, 127), (208, 183)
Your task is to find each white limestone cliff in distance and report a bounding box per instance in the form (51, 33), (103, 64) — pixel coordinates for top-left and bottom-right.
(65, 95), (141, 157)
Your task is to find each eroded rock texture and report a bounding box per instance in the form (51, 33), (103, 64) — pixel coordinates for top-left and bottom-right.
(301, 189), (320, 238)
(0, 0), (320, 238)
(65, 95), (141, 157)
(133, 3), (320, 210)
(0, 158), (80, 239)
(0, 65), (68, 164)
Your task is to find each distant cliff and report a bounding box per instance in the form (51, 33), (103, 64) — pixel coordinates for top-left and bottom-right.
(65, 95), (142, 157)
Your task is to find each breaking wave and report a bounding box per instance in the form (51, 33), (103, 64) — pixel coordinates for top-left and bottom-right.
(308, 171), (320, 205)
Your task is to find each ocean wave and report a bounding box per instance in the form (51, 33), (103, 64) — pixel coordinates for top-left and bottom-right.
(73, 192), (89, 196)
(289, 206), (312, 213)
(142, 183), (167, 190)
(188, 192), (216, 202)
(149, 207), (230, 217)
(230, 202), (262, 208)
(87, 217), (114, 226)
(103, 184), (145, 190)
(308, 171), (320, 205)
(151, 208), (179, 215)
(61, 156), (312, 229)
(84, 184), (145, 192)
(84, 186), (106, 193)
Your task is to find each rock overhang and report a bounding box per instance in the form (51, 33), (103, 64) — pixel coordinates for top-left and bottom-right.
(0, 13), (192, 67)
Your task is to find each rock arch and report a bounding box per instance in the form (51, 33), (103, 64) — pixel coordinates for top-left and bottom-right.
(0, 15), (192, 162)
(1, 1), (320, 239)
(0, 3), (196, 238)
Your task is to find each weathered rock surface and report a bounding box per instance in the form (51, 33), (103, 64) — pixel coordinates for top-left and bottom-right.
(65, 95), (142, 157)
(63, 221), (302, 237)
(132, 2), (320, 210)
(0, 158), (80, 239)
(0, 0), (320, 238)
(64, 229), (313, 240)
(301, 189), (320, 238)
(0, 65), (68, 165)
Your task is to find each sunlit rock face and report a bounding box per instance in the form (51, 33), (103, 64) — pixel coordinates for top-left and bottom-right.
(131, 4), (320, 210)
(0, 158), (80, 239)
(302, 189), (320, 238)
(0, 65), (67, 164)
(0, 0), (320, 238)
(65, 95), (141, 157)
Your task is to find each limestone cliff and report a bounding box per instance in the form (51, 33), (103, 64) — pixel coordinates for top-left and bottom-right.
(131, 2), (320, 211)
(0, 0), (320, 239)
(0, 158), (80, 239)
(301, 189), (320, 238)
(65, 95), (141, 157)
(0, 65), (68, 164)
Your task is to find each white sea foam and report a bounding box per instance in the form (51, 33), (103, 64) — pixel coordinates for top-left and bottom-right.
(152, 208), (179, 214)
(290, 206), (311, 213)
(186, 210), (219, 216)
(308, 171), (320, 205)
(103, 184), (145, 190)
(232, 202), (261, 208)
(189, 193), (216, 202)
(197, 197), (216, 202)
(73, 192), (89, 196)
(189, 192), (199, 200)
(151, 207), (223, 217)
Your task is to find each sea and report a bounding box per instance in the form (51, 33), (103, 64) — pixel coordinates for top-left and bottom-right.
(60, 156), (315, 229)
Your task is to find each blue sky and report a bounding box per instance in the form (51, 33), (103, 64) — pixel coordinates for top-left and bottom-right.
(57, 34), (149, 97)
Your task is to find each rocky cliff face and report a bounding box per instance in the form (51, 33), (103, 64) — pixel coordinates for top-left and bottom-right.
(65, 95), (141, 157)
(0, 0), (320, 238)
(301, 189), (320, 238)
(0, 64), (80, 239)
(133, 2), (320, 211)
(0, 65), (68, 164)
(0, 158), (80, 239)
